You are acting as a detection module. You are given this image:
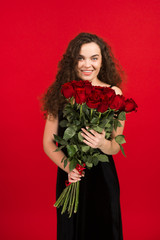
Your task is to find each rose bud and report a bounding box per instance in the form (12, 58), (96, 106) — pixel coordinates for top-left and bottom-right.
(61, 82), (75, 98)
(124, 98), (138, 112)
(75, 87), (86, 104)
(109, 94), (125, 111)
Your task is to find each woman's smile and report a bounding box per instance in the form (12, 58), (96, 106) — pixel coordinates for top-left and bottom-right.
(81, 70), (93, 76)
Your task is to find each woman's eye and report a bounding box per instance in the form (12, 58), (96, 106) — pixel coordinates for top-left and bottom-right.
(78, 56), (83, 60)
(92, 58), (98, 60)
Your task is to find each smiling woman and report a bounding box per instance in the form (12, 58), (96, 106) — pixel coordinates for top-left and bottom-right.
(41, 32), (125, 240)
(76, 42), (102, 83)
(41, 32), (124, 118)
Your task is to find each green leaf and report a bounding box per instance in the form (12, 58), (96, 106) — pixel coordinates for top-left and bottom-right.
(78, 159), (82, 164)
(78, 131), (84, 142)
(54, 146), (65, 152)
(61, 156), (66, 163)
(73, 120), (80, 126)
(92, 156), (99, 166)
(83, 104), (90, 118)
(64, 159), (68, 168)
(120, 144), (126, 157)
(115, 135), (126, 144)
(105, 122), (111, 128)
(99, 118), (110, 128)
(53, 134), (67, 145)
(82, 156), (87, 163)
(105, 132), (111, 139)
(71, 125), (78, 131)
(81, 145), (90, 152)
(63, 127), (76, 140)
(59, 119), (68, 127)
(108, 111), (115, 119)
(69, 159), (77, 172)
(118, 111), (126, 121)
(90, 117), (98, 124)
(67, 145), (78, 157)
(92, 126), (103, 133)
(86, 162), (93, 168)
(87, 155), (93, 163)
(113, 119), (118, 131)
(97, 154), (109, 162)
(117, 120), (122, 127)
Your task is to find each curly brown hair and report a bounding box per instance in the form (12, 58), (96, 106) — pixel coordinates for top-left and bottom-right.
(41, 32), (125, 118)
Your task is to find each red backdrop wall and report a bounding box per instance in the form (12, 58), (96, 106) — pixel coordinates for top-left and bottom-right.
(1, 0), (160, 239)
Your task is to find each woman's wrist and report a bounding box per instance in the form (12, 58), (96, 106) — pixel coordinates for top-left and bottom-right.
(99, 138), (112, 154)
(99, 138), (120, 155)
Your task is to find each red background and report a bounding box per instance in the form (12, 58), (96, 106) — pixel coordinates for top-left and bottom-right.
(1, 0), (160, 239)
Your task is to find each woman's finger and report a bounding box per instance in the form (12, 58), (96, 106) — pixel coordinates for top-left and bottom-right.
(81, 128), (95, 141)
(86, 127), (99, 137)
(69, 172), (80, 179)
(72, 168), (80, 174)
(68, 173), (81, 181)
(68, 178), (81, 183)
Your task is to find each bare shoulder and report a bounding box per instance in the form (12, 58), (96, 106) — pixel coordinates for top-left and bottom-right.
(111, 86), (123, 95)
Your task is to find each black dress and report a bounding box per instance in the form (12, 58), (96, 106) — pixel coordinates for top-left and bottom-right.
(56, 86), (123, 240)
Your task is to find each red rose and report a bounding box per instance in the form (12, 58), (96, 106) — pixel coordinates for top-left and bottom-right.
(103, 87), (116, 99)
(124, 98), (138, 112)
(109, 94), (125, 111)
(92, 86), (104, 95)
(72, 80), (84, 89)
(75, 87), (86, 104)
(97, 95), (109, 113)
(61, 82), (75, 98)
(97, 102), (109, 113)
(86, 91), (101, 109)
(83, 81), (92, 95)
(71, 80), (92, 103)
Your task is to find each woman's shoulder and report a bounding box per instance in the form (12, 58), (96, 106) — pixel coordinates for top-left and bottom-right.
(93, 81), (123, 95)
(110, 86), (123, 95)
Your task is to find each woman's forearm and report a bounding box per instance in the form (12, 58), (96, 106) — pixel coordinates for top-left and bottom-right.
(99, 138), (120, 155)
(43, 141), (70, 173)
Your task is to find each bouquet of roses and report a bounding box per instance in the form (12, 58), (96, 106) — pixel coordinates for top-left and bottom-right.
(53, 80), (137, 218)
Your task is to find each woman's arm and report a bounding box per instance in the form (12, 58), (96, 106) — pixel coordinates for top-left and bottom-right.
(43, 114), (83, 181)
(81, 86), (125, 155)
(100, 86), (125, 155)
(43, 114), (70, 173)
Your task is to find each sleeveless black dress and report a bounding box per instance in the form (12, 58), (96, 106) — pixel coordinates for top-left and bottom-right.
(56, 86), (123, 240)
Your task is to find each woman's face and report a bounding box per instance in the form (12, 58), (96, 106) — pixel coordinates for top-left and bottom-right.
(75, 42), (102, 85)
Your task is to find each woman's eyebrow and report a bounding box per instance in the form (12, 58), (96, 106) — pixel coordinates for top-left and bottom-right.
(79, 54), (99, 57)
(91, 54), (99, 57)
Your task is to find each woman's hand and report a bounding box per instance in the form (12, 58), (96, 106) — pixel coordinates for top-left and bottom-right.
(81, 127), (107, 149)
(68, 168), (85, 183)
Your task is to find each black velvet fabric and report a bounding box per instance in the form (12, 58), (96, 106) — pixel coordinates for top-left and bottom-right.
(56, 108), (123, 240)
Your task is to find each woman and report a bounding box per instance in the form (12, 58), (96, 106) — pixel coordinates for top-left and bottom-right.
(42, 32), (125, 240)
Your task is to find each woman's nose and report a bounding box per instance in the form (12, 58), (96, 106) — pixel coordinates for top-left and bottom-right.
(84, 59), (91, 67)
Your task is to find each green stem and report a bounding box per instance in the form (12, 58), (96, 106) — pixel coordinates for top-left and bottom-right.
(61, 184), (72, 214)
(70, 96), (74, 107)
(97, 112), (101, 125)
(74, 181), (80, 213)
(80, 104), (83, 120)
(90, 108), (93, 120)
(69, 182), (77, 218)
(54, 187), (68, 208)
(68, 183), (75, 213)
(106, 108), (111, 118)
